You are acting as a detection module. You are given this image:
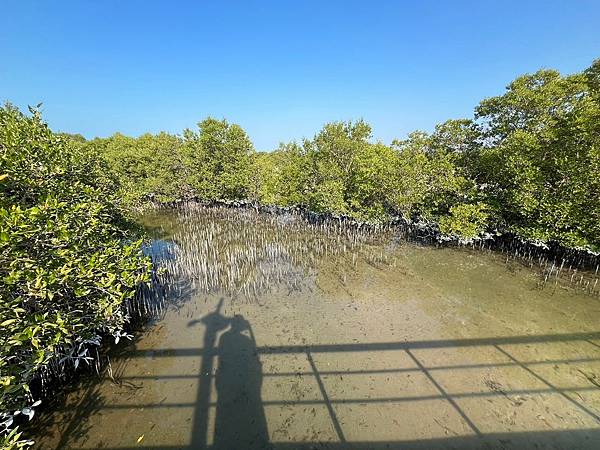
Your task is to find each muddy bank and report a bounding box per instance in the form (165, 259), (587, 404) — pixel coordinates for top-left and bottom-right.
(32, 207), (600, 449)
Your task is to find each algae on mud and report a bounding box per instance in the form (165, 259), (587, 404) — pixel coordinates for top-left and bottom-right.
(30, 207), (600, 450)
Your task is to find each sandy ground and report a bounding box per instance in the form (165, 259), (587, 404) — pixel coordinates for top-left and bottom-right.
(32, 229), (600, 449)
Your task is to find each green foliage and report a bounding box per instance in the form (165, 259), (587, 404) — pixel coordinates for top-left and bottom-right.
(391, 131), (475, 221)
(0, 427), (32, 449)
(255, 143), (309, 206)
(0, 105), (150, 440)
(13, 60), (599, 249)
(250, 63), (600, 248)
(347, 143), (399, 221)
(473, 61), (600, 249)
(86, 132), (188, 205)
(304, 120), (371, 215)
(257, 120), (404, 221)
(439, 203), (489, 240)
(86, 118), (257, 206)
(183, 118), (255, 201)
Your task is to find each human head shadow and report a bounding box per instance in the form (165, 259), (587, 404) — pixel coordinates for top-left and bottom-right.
(188, 305), (270, 449)
(213, 314), (270, 449)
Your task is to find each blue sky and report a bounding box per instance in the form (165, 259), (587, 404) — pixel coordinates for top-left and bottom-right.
(1, 1), (599, 150)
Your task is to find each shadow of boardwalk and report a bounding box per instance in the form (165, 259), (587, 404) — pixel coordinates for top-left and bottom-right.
(66, 430), (600, 449)
(42, 329), (600, 450)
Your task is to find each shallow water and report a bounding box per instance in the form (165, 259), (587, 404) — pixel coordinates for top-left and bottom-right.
(33, 207), (600, 449)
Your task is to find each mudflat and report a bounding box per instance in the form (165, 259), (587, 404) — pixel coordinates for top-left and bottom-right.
(34, 208), (600, 449)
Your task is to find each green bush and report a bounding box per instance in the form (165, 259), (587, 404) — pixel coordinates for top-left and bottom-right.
(473, 61), (600, 250)
(7, 60), (597, 255)
(70, 57), (600, 248)
(182, 118), (256, 201)
(88, 132), (187, 205)
(255, 143), (309, 207)
(0, 105), (150, 440)
(439, 203), (489, 240)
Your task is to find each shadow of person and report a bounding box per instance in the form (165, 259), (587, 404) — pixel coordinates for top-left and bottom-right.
(213, 314), (270, 450)
(188, 299), (231, 449)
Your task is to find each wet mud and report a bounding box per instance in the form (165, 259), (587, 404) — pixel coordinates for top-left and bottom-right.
(33, 207), (600, 449)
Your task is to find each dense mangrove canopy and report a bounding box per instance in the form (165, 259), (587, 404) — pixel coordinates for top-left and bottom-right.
(0, 106), (150, 448)
(77, 60), (600, 250)
(1, 60), (599, 447)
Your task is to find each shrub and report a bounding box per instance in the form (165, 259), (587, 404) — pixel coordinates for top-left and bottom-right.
(439, 203), (489, 240)
(0, 105), (150, 441)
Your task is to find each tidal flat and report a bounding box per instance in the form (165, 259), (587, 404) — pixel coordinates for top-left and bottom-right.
(33, 207), (600, 449)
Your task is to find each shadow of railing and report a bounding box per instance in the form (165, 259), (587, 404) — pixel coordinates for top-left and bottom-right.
(66, 429), (600, 450)
(58, 328), (600, 450)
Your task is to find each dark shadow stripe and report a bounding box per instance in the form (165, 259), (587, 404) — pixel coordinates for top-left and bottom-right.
(306, 349), (346, 442)
(405, 348), (481, 435)
(125, 331), (600, 358)
(65, 426), (600, 450)
(69, 384), (600, 411)
(104, 355), (600, 381)
(495, 344), (600, 423)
